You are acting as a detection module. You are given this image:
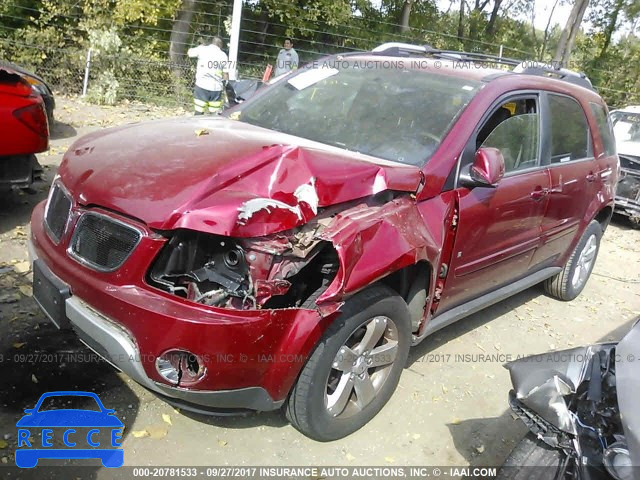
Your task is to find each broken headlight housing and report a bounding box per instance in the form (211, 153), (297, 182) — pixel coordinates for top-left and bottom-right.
(147, 229), (337, 310)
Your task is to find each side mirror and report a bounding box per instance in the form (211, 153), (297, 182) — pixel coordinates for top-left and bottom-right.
(460, 147), (505, 188)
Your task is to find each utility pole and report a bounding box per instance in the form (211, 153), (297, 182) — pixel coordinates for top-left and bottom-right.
(228, 0), (242, 80)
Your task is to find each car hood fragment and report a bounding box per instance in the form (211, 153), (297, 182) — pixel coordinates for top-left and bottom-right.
(506, 320), (640, 468)
(58, 117), (423, 237)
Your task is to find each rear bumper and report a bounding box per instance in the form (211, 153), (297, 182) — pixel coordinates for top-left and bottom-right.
(0, 154), (41, 189)
(29, 200), (331, 410)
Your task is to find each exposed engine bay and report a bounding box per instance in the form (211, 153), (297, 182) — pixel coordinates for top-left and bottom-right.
(147, 224), (339, 310)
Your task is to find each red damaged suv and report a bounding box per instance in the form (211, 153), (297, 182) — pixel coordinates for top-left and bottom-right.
(30, 44), (618, 440)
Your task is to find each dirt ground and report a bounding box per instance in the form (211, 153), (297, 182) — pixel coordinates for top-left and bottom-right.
(1, 96), (639, 478)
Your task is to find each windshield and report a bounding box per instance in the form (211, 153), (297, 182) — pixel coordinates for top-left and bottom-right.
(234, 62), (482, 166)
(611, 111), (640, 144)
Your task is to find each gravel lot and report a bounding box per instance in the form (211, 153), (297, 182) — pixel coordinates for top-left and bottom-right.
(1, 96), (639, 478)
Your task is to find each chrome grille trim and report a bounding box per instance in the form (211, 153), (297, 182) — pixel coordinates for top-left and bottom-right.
(67, 212), (142, 272)
(44, 179), (72, 244)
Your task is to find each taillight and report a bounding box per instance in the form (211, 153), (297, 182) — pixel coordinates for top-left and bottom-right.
(13, 102), (49, 137)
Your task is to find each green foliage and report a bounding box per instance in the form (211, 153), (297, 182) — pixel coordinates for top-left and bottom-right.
(1, 0), (639, 107)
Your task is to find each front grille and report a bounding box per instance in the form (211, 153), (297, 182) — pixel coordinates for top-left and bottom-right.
(69, 213), (141, 271)
(44, 183), (72, 243)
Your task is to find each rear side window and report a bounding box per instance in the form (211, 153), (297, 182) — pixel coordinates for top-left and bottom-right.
(548, 94), (590, 163)
(590, 103), (616, 156)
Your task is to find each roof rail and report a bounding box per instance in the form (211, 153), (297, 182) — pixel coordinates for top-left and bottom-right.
(372, 42), (521, 68)
(513, 63), (593, 90)
(371, 42), (428, 55)
(371, 42), (594, 91)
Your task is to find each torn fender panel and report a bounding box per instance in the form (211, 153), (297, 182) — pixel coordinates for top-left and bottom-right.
(263, 309), (341, 400)
(58, 117), (422, 237)
(317, 194), (454, 304)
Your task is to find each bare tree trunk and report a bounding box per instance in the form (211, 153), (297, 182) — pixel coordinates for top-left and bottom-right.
(485, 0), (503, 36)
(553, 0), (589, 67)
(457, 0), (465, 41)
(399, 0), (413, 34)
(596, 0), (624, 60)
(531, 0), (537, 45)
(169, 0), (197, 80)
(540, 0), (560, 59)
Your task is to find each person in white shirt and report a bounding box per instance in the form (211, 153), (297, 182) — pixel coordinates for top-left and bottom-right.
(187, 36), (229, 115)
(273, 38), (299, 77)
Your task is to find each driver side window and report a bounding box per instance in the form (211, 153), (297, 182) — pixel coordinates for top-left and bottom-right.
(477, 98), (540, 173)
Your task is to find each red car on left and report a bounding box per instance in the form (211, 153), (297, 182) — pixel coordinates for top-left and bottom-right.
(0, 65), (49, 190)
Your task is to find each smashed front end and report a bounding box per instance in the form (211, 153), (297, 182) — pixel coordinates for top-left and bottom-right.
(615, 155), (640, 225)
(505, 322), (640, 479)
(147, 223), (339, 312)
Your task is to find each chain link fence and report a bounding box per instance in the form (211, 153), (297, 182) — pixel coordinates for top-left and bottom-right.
(2, 1), (639, 109)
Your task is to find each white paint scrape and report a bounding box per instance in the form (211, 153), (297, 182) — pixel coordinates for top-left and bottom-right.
(237, 178), (319, 224)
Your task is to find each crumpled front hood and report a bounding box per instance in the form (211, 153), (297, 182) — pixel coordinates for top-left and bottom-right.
(58, 117), (422, 237)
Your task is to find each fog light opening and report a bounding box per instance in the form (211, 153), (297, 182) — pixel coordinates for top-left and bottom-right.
(156, 349), (206, 386)
(603, 442), (632, 480)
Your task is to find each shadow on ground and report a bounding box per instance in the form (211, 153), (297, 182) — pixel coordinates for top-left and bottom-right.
(407, 286), (543, 367)
(610, 212), (640, 231)
(0, 282), (140, 478)
(49, 120), (77, 141)
(0, 167), (52, 236)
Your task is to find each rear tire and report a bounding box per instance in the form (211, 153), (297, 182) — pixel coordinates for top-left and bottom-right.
(544, 220), (601, 301)
(497, 433), (566, 479)
(285, 285), (411, 441)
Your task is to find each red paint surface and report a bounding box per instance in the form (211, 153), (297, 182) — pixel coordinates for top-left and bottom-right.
(0, 67), (49, 156)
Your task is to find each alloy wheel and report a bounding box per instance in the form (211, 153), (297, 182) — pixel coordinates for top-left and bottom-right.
(571, 234), (597, 289)
(325, 315), (399, 418)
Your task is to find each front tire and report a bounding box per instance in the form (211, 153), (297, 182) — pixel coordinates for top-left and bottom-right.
(544, 220), (602, 301)
(285, 285), (411, 441)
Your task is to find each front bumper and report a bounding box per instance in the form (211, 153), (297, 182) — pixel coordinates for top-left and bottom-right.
(29, 201), (330, 411)
(614, 196), (640, 218)
(31, 244), (282, 412)
(615, 170), (640, 219)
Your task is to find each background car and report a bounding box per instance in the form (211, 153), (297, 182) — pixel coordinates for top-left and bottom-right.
(610, 105), (640, 227)
(499, 320), (640, 479)
(0, 66), (48, 190)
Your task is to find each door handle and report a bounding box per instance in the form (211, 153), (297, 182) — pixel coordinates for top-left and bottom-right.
(530, 187), (548, 201)
(586, 172), (596, 182)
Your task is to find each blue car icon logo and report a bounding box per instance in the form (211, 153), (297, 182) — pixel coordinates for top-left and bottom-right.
(16, 391), (123, 468)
